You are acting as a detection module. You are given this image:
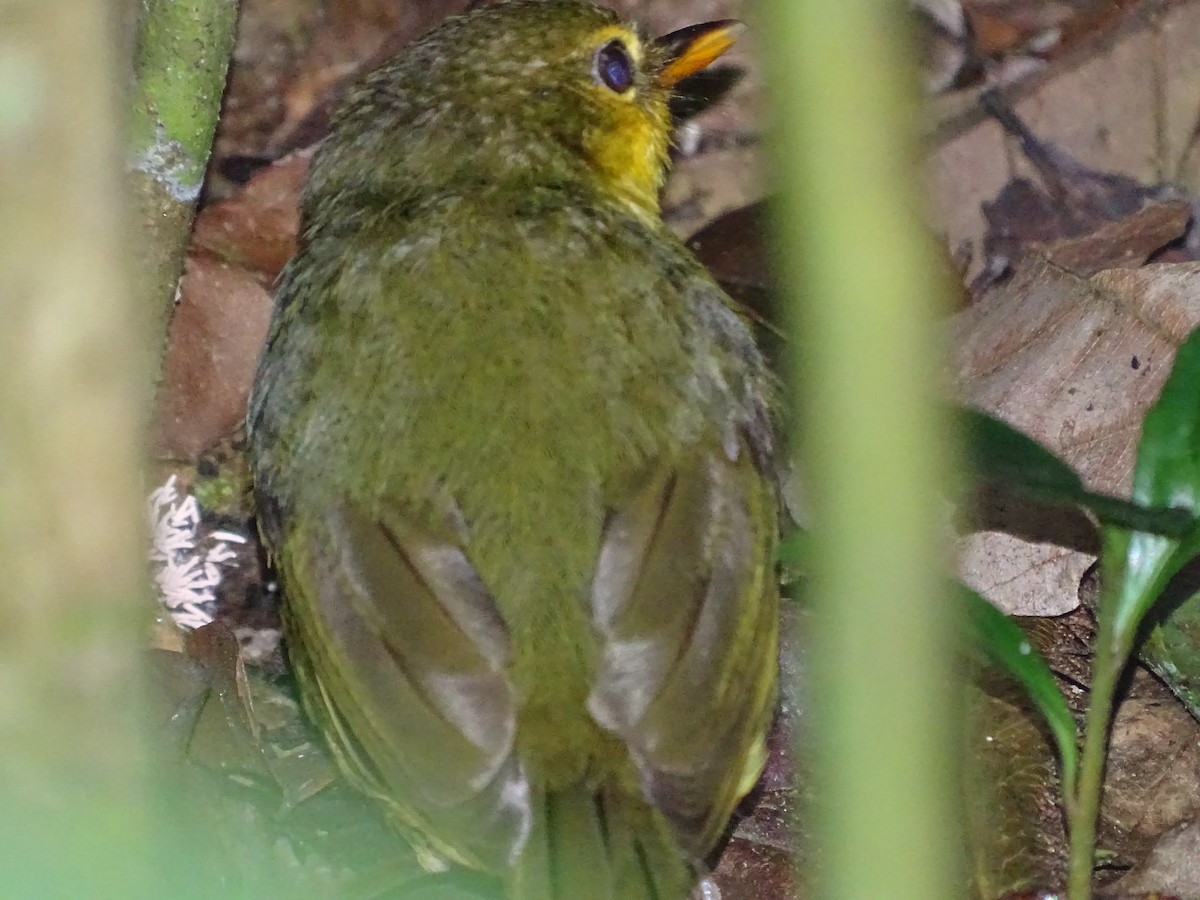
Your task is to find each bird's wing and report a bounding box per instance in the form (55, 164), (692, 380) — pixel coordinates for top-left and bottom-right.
(280, 497), (531, 869)
(587, 434), (779, 856)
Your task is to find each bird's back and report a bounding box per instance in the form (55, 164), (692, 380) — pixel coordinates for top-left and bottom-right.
(246, 5), (779, 894)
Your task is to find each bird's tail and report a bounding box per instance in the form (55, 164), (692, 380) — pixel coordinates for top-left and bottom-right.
(506, 785), (696, 900)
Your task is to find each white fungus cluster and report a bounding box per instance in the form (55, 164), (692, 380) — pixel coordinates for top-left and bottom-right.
(147, 475), (245, 630)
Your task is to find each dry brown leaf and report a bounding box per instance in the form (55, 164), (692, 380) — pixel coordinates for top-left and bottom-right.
(1114, 818), (1200, 898)
(192, 149), (312, 280)
(711, 603), (806, 897)
(968, 6), (1038, 58)
(686, 202), (773, 320)
(151, 256), (274, 458)
(1100, 694), (1200, 866)
(962, 0), (1139, 60)
(207, 0), (323, 183)
(929, 1), (1200, 279)
(955, 207), (1200, 615)
(974, 108), (1185, 271)
(964, 681), (1066, 898)
(712, 839), (795, 900)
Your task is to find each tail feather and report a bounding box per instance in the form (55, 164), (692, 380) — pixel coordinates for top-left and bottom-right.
(508, 787), (695, 900)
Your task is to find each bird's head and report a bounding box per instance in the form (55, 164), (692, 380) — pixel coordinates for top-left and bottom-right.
(310, 0), (741, 223)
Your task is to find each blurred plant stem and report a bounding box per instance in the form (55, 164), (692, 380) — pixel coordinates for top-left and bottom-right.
(128, 0), (239, 354)
(759, 0), (964, 897)
(0, 0), (158, 895)
(1067, 602), (1119, 900)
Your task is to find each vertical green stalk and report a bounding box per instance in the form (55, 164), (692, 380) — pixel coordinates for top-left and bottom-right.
(1067, 527), (1164, 900)
(759, 1), (962, 898)
(1066, 521), (1192, 898)
(1067, 606), (1122, 900)
(0, 0), (154, 895)
(128, 0), (240, 350)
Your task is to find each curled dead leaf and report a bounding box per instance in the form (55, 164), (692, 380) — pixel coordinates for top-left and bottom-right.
(191, 150), (312, 280)
(151, 255), (273, 459)
(956, 205), (1200, 615)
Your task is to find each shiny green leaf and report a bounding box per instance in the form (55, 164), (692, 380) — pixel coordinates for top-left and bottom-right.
(962, 407), (1195, 538)
(1105, 326), (1200, 643)
(961, 585), (1077, 792)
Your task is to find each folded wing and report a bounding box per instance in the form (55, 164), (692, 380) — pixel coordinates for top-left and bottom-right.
(587, 436), (779, 856)
(282, 499), (531, 869)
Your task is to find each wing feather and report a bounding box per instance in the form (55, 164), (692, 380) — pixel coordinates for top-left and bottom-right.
(283, 499), (531, 868)
(587, 438), (778, 854)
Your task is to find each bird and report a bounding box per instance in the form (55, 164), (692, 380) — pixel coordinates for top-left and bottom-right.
(246, 2), (780, 897)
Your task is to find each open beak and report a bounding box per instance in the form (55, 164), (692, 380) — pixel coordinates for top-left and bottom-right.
(655, 20), (744, 89)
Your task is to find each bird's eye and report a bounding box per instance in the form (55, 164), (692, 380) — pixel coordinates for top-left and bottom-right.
(594, 40), (635, 93)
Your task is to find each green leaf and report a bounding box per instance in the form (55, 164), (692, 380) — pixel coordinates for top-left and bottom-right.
(1105, 326), (1200, 643)
(776, 528), (813, 590)
(1134, 326), (1200, 513)
(961, 585), (1077, 792)
(963, 407), (1084, 498)
(1101, 528), (1179, 649)
(1140, 609), (1200, 720)
(961, 407), (1195, 538)
(777, 528), (809, 570)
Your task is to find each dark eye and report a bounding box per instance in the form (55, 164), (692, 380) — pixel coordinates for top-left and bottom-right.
(594, 40), (634, 93)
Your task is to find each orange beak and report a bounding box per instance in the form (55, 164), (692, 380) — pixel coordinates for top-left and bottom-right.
(655, 20), (744, 89)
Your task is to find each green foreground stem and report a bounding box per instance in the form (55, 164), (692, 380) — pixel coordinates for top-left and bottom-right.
(761, 1), (962, 897)
(1067, 616), (1126, 900)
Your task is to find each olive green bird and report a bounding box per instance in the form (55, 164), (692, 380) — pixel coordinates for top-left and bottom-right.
(247, 2), (779, 897)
